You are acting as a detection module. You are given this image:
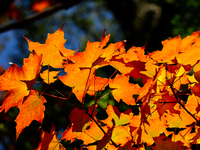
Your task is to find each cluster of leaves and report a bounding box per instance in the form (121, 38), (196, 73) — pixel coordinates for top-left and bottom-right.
(1, 25), (200, 150)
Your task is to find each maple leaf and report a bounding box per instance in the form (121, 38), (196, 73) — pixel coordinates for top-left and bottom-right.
(149, 36), (182, 64)
(59, 32), (121, 102)
(36, 124), (66, 150)
(111, 125), (132, 146)
(171, 125), (197, 148)
(126, 61), (147, 81)
(109, 74), (141, 105)
(62, 106), (131, 149)
(40, 70), (60, 84)
(61, 105), (99, 145)
(69, 107), (91, 132)
(15, 90), (46, 139)
(118, 141), (137, 150)
(140, 58), (159, 79)
(59, 66), (108, 102)
(109, 57), (133, 75)
(3, 26), (200, 149)
(164, 95), (200, 128)
(97, 105), (133, 147)
(68, 104), (96, 132)
(117, 45), (147, 63)
(86, 76), (109, 96)
(101, 41), (126, 62)
(152, 133), (185, 150)
(137, 64), (166, 104)
(67, 34), (110, 69)
(176, 32), (200, 65)
(154, 93), (180, 117)
(0, 51), (42, 113)
(102, 105), (132, 127)
(129, 107), (169, 146)
(149, 31), (200, 65)
(61, 125), (81, 144)
(24, 25), (75, 68)
(97, 119), (115, 150)
(191, 127), (200, 144)
(108, 44), (151, 84)
(109, 58), (148, 84)
(64, 120), (105, 145)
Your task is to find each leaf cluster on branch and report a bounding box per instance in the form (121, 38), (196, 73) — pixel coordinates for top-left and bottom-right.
(1, 25), (200, 149)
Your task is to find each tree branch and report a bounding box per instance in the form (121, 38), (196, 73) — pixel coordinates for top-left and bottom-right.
(0, 0), (82, 33)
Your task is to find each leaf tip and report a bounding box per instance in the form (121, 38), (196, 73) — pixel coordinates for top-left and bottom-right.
(101, 28), (107, 41)
(59, 23), (65, 31)
(23, 36), (31, 42)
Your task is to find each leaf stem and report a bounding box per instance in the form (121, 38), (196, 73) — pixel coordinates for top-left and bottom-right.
(168, 80), (199, 123)
(85, 112), (118, 148)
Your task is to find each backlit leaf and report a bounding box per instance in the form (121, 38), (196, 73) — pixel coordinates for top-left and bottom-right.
(24, 25), (75, 68)
(0, 51), (42, 113)
(15, 90), (46, 139)
(109, 74), (141, 105)
(36, 124), (66, 150)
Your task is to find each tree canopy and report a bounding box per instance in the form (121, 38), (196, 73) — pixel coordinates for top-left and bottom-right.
(1, 0), (200, 149)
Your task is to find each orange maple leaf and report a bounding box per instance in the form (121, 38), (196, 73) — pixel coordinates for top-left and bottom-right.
(15, 90), (46, 139)
(62, 120), (105, 146)
(149, 31), (200, 65)
(149, 36), (182, 64)
(164, 95), (200, 128)
(102, 105), (132, 127)
(109, 74), (141, 105)
(0, 51), (46, 139)
(40, 70), (60, 84)
(0, 51), (42, 113)
(59, 32), (117, 102)
(24, 25), (75, 68)
(59, 66), (108, 102)
(111, 125), (132, 147)
(117, 45), (147, 63)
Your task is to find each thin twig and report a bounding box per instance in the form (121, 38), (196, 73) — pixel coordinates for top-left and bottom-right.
(85, 112), (118, 148)
(168, 80), (199, 123)
(0, 1), (82, 33)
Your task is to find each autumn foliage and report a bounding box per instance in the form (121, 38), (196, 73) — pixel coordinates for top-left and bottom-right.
(1, 25), (200, 149)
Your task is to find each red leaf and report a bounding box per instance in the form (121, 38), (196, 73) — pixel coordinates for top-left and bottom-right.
(154, 93), (180, 117)
(36, 124), (66, 150)
(153, 133), (185, 150)
(118, 141), (137, 150)
(97, 119), (115, 150)
(69, 104), (96, 132)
